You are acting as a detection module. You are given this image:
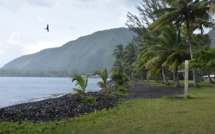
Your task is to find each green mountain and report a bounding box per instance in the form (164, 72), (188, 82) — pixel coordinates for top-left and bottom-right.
(0, 28), (134, 76)
(208, 29), (215, 47)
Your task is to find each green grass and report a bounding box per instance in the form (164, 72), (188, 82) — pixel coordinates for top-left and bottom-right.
(1, 85), (215, 133)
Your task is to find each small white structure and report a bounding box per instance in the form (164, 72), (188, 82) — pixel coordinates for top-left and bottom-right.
(203, 75), (215, 81)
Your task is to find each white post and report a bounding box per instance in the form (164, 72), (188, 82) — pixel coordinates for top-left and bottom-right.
(184, 60), (189, 98)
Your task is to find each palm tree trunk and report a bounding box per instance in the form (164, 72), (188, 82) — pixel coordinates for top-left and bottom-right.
(175, 67), (180, 87)
(162, 67), (169, 85)
(173, 71), (176, 82)
(186, 18), (198, 87)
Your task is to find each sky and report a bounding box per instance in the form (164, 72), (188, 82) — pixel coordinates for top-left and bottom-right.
(0, 0), (141, 67)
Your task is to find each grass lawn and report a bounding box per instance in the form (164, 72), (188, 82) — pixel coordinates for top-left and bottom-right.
(1, 82), (215, 134)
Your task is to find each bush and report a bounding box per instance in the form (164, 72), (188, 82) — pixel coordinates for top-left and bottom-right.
(114, 88), (128, 95)
(82, 96), (98, 105)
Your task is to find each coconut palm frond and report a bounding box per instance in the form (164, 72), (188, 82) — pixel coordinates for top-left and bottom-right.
(72, 74), (89, 94)
(147, 65), (161, 78)
(94, 68), (109, 94)
(149, 10), (180, 31)
(97, 81), (106, 89)
(168, 58), (179, 71)
(113, 44), (124, 60)
(72, 75), (85, 88)
(94, 69), (108, 85)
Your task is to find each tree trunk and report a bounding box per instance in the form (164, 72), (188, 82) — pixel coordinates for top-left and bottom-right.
(175, 67), (180, 87)
(162, 67), (169, 85)
(206, 69), (213, 83)
(186, 18), (198, 87)
(193, 68), (199, 83)
(173, 71), (176, 82)
(141, 72), (144, 80)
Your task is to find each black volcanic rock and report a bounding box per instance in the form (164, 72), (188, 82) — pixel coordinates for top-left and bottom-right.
(0, 92), (120, 122)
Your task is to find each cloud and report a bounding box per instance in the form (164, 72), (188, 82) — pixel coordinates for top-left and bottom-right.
(8, 32), (21, 45)
(0, 0), (142, 67)
(24, 41), (62, 54)
(0, 0), (25, 10)
(0, 41), (25, 67)
(0, 49), (4, 56)
(37, 15), (44, 22)
(25, 0), (54, 8)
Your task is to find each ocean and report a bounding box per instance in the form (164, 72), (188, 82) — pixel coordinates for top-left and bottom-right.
(0, 77), (101, 108)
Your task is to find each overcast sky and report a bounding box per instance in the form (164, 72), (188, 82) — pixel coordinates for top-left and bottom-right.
(0, 0), (141, 67)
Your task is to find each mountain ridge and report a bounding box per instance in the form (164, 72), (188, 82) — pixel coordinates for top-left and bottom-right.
(0, 27), (135, 76)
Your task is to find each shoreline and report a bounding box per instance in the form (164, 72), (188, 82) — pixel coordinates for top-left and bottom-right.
(0, 91), (120, 122)
(0, 82), (183, 122)
(0, 93), (67, 109)
(0, 77), (102, 109)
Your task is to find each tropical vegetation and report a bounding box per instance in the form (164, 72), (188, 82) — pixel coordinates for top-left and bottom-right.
(72, 74), (89, 96)
(112, 0), (215, 87)
(94, 69), (109, 95)
(190, 48), (215, 83)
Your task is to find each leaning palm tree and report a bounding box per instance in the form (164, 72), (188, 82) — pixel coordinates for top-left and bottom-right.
(94, 69), (109, 95)
(112, 44), (125, 73)
(140, 25), (189, 86)
(123, 43), (138, 79)
(72, 74), (89, 95)
(113, 44), (124, 62)
(159, 26), (189, 86)
(137, 27), (170, 84)
(124, 43), (137, 65)
(149, 0), (214, 87)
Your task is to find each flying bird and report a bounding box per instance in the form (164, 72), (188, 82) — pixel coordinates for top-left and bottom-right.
(45, 24), (49, 32)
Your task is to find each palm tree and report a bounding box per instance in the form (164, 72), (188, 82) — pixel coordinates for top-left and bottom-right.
(94, 69), (109, 95)
(149, 0), (214, 87)
(139, 25), (189, 86)
(123, 43), (138, 79)
(135, 26), (167, 82)
(113, 44), (124, 61)
(159, 27), (189, 65)
(132, 59), (147, 80)
(112, 44), (125, 72)
(137, 30), (165, 82)
(124, 43), (137, 65)
(111, 67), (129, 90)
(72, 74), (89, 95)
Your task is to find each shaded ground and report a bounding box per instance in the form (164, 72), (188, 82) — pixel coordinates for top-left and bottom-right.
(0, 81), (183, 122)
(126, 81), (183, 100)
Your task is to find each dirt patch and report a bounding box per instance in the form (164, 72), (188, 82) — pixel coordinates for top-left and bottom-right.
(124, 81), (183, 100)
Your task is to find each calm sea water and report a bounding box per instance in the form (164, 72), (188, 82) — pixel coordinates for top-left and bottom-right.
(0, 77), (101, 108)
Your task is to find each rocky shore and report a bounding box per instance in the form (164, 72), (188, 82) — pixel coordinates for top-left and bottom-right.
(0, 92), (121, 122)
(0, 82), (183, 123)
